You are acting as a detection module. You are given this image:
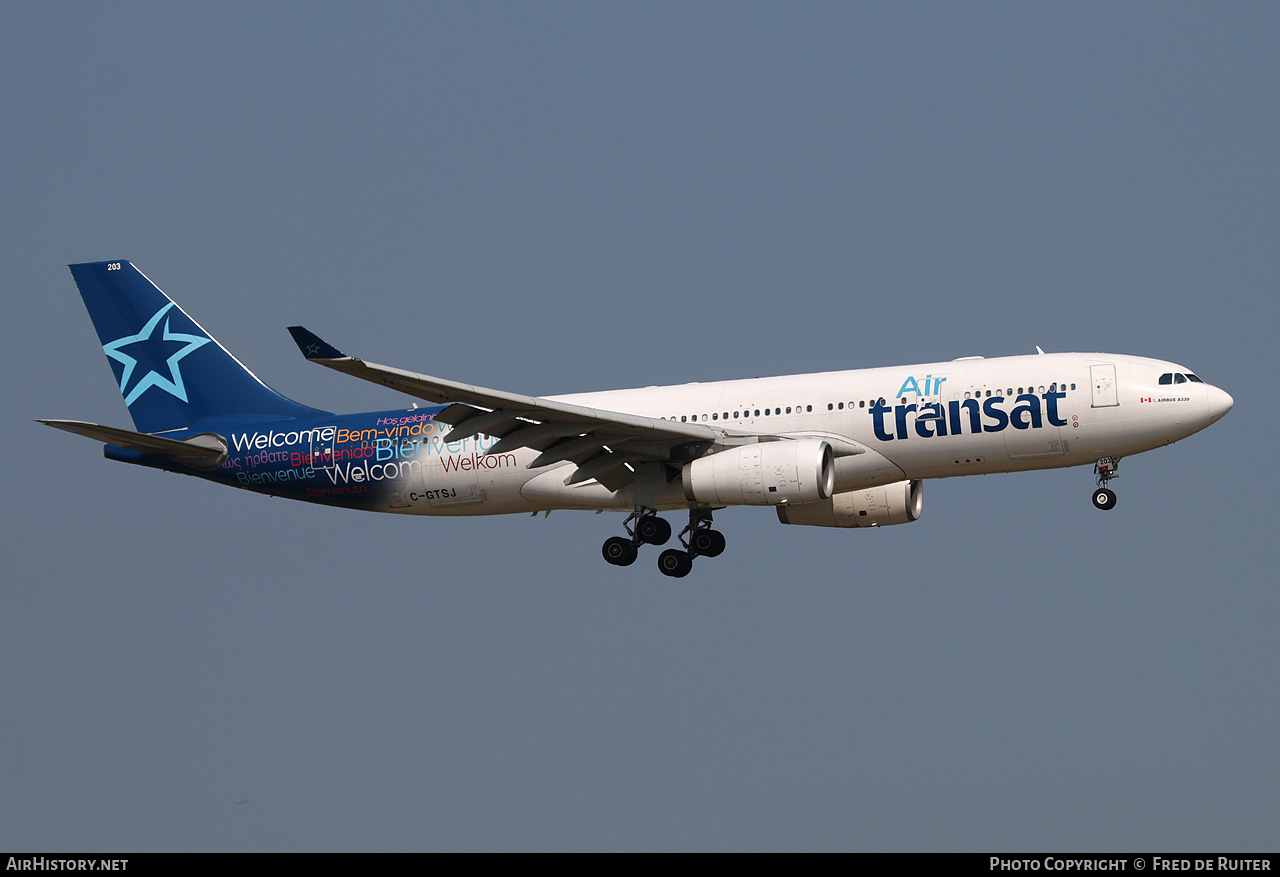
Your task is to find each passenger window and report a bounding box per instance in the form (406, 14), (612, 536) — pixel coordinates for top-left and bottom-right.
(860, 401), (865, 408)
(838, 402), (844, 409)
(1159, 374), (1173, 385)
(786, 407), (792, 414)
(806, 405), (812, 412)
(681, 416), (687, 422)
(827, 403), (833, 410)
(712, 413), (718, 420)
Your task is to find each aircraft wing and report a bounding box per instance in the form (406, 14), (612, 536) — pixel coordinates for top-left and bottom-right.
(288, 327), (740, 491)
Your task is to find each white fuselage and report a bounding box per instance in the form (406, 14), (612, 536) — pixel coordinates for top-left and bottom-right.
(398, 351), (1231, 516)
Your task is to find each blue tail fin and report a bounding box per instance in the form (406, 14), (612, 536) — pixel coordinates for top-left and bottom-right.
(69, 261), (329, 434)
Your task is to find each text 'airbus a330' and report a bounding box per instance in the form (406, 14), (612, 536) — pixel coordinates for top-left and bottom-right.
(42, 261), (1233, 577)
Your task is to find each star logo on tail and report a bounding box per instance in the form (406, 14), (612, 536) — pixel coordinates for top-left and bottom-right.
(102, 302), (211, 406)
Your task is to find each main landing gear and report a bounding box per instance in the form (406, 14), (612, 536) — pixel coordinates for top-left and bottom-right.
(602, 507), (726, 577)
(601, 507), (671, 567)
(1092, 456), (1119, 510)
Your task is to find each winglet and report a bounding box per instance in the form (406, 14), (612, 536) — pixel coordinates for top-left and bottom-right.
(288, 326), (346, 360)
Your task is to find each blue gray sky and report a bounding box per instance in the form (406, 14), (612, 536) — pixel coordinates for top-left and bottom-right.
(2, 2), (1276, 851)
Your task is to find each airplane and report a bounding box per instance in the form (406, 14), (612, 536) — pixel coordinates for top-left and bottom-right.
(41, 261), (1234, 577)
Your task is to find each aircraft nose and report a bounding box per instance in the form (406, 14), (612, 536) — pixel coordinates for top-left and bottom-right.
(1206, 385), (1234, 421)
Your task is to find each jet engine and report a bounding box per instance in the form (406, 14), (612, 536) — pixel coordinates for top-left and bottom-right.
(775, 479), (923, 528)
(682, 439), (834, 506)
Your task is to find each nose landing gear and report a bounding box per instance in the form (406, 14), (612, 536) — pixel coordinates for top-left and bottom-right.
(1092, 457), (1119, 510)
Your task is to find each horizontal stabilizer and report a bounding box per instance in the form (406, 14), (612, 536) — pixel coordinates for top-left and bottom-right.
(36, 419), (228, 470)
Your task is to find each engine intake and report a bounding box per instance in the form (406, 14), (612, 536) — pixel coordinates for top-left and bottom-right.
(683, 439), (834, 506)
(775, 479), (923, 528)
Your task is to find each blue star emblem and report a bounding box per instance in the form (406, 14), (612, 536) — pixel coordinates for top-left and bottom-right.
(102, 302), (211, 407)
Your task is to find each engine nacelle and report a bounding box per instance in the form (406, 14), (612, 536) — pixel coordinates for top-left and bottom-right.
(683, 439), (834, 506)
(775, 479), (923, 528)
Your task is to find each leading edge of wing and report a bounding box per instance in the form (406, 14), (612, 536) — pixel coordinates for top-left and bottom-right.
(286, 325), (721, 444)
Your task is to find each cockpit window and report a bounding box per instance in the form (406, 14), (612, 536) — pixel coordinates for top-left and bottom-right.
(1159, 373), (1173, 385)
(1174, 373), (1186, 384)
(1185, 373), (1203, 383)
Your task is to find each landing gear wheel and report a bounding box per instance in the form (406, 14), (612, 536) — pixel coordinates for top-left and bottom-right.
(657, 549), (693, 578)
(602, 536), (639, 566)
(1092, 488), (1117, 511)
(689, 528), (726, 558)
(635, 515), (671, 546)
